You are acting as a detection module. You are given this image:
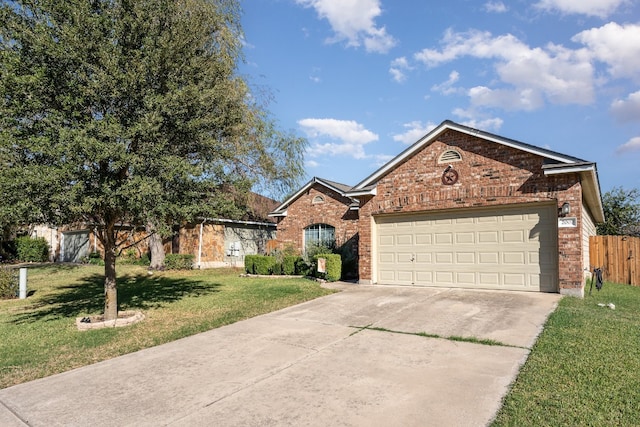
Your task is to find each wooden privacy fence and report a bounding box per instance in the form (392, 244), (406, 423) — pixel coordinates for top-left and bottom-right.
(589, 235), (640, 286)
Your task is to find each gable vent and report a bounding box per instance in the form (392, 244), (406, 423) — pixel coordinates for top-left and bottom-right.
(438, 149), (462, 163)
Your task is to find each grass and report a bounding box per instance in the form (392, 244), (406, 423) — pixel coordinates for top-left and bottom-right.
(0, 264), (333, 389)
(493, 282), (640, 426)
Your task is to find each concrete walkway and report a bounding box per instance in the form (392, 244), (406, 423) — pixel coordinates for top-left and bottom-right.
(0, 285), (560, 427)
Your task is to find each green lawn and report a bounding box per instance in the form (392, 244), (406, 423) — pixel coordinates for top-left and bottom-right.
(493, 282), (640, 426)
(0, 264), (333, 389)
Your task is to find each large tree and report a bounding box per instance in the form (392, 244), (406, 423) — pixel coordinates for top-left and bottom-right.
(597, 187), (640, 237)
(0, 0), (306, 319)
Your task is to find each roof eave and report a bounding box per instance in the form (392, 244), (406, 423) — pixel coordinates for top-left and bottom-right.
(543, 163), (605, 223)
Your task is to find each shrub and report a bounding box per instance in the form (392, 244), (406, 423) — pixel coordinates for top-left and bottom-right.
(282, 256), (298, 275)
(253, 255), (276, 275)
(0, 267), (18, 299)
(164, 254), (194, 270)
(295, 258), (311, 276)
(313, 253), (341, 282)
(244, 255), (257, 274)
(15, 236), (49, 262)
(272, 262), (282, 275)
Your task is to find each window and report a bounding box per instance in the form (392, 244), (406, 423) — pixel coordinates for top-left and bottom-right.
(438, 149), (462, 163)
(312, 195), (325, 204)
(304, 224), (335, 250)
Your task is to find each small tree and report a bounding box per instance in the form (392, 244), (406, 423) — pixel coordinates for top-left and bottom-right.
(597, 187), (640, 237)
(0, 0), (306, 319)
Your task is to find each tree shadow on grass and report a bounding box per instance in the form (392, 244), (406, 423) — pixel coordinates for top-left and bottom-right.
(10, 272), (222, 324)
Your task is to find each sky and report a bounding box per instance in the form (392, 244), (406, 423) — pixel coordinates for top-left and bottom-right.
(239, 0), (640, 195)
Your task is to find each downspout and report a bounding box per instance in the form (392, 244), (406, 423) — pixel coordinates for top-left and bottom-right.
(197, 219), (206, 269)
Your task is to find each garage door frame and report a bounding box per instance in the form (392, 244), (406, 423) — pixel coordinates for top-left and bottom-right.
(372, 203), (558, 292)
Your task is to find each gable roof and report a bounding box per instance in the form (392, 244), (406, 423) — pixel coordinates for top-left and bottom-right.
(269, 177), (357, 217)
(346, 120), (604, 222)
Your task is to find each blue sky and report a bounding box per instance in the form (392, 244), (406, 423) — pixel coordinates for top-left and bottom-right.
(239, 0), (640, 194)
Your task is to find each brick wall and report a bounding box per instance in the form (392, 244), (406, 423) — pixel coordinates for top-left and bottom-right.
(275, 183), (359, 256)
(357, 129), (584, 294)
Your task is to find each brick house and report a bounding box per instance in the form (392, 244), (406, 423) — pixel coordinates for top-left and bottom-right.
(270, 120), (604, 296)
(33, 192), (278, 268)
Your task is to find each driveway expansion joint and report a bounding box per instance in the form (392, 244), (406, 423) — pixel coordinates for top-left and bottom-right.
(350, 325), (528, 349)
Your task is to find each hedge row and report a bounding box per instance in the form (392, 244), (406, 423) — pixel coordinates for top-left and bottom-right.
(15, 237), (49, 262)
(164, 254), (194, 270)
(244, 254), (342, 282)
(244, 255), (307, 276)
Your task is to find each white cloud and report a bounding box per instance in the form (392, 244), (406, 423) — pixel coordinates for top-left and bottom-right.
(306, 159), (320, 168)
(573, 22), (640, 81)
(299, 118), (379, 159)
(452, 108), (504, 131)
(534, 0), (629, 18)
(295, 0), (396, 53)
(414, 29), (595, 109)
(611, 90), (640, 122)
(616, 136), (640, 154)
(468, 86), (545, 111)
(389, 56), (412, 83)
(431, 70), (462, 95)
(392, 121), (437, 145)
(484, 1), (508, 13)
(372, 153), (395, 167)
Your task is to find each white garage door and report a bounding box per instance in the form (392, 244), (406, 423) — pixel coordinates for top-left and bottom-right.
(375, 204), (558, 292)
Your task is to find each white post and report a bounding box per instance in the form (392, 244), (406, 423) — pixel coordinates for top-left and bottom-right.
(197, 220), (204, 269)
(19, 268), (27, 299)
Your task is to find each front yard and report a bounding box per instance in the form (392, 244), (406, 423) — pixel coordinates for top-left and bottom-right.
(493, 281), (640, 426)
(0, 265), (333, 389)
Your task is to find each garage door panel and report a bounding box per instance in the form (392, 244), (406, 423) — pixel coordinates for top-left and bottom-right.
(397, 252), (414, 263)
(435, 271), (454, 284)
(415, 253), (432, 263)
(415, 271), (433, 283)
(479, 273), (500, 286)
(456, 272), (476, 284)
(415, 234), (431, 245)
(375, 204), (558, 291)
(434, 233), (453, 244)
(479, 252), (499, 264)
(504, 273), (527, 286)
(456, 232), (475, 244)
(456, 252), (475, 264)
(503, 252), (525, 264)
(503, 230), (525, 243)
(379, 235), (394, 246)
(478, 231), (499, 243)
(397, 271), (413, 282)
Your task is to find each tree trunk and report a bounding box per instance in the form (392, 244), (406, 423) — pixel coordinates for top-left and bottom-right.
(103, 243), (118, 321)
(148, 222), (166, 270)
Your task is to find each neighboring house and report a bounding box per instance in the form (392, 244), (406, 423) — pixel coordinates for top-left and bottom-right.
(270, 120), (604, 296)
(31, 192), (278, 267)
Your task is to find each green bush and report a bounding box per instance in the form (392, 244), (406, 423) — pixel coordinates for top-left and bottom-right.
(244, 255), (257, 274)
(313, 253), (341, 282)
(253, 255), (276, 275)
(15, 236), (49, 262)
(0, 267), (18, 299)
(272, 262), (282, 275)
(282, 256), (298, 275)
(295, 258), (311, 276)
(164, 254), (194, 270)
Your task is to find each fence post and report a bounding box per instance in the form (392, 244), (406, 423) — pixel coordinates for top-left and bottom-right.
(19, 268), (27, 299)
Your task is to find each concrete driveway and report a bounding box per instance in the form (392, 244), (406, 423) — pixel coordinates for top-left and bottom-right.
(0, 284), (560, 427)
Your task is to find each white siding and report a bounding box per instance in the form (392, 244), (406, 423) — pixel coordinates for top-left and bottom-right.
(582, 204), (597, 282)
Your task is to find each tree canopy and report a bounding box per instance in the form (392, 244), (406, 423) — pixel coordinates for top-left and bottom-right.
(0, 0), (306, 319)
(597, 187), (640, 237)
